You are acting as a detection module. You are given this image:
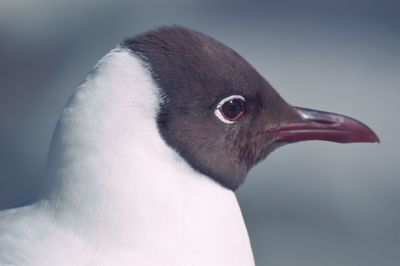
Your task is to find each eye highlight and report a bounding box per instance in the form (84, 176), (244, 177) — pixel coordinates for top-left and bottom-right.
(215, 95), (245, 124)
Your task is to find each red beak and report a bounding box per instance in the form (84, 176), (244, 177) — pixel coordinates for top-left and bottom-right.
(269, 107), (380, 144)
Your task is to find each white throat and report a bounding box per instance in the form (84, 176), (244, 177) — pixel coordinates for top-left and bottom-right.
(41, 47), (254, 265)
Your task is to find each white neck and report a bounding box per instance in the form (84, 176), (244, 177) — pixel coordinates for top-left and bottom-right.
(41, 47), (253, 264)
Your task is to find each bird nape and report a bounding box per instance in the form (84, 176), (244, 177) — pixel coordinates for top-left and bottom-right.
(0, 26), (379, 266)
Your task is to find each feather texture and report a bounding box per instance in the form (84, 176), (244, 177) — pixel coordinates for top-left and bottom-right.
(0, 47), (254, 266)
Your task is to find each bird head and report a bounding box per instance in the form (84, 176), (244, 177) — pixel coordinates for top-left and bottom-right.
(124, 26), (379, 190)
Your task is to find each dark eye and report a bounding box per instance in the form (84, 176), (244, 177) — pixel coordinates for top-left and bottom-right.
(215, 95), (245, 124)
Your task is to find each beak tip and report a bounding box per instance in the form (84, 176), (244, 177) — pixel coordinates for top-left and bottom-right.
(361, 125), (380, 144)
(372, 133), (380, 144)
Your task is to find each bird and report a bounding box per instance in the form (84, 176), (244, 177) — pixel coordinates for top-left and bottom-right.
(0, 26), (379, 266)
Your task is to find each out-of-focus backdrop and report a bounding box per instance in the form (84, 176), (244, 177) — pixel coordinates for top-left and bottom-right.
(0, 0), (399, 265)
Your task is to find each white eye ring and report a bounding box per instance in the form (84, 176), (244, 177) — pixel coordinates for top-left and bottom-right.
(214, 95), (246, 124)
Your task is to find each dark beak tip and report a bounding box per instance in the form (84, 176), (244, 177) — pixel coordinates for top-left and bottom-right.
(371, 132), (380, 144)
(358, 133), (380, 144)
(354, 121), (380, 144)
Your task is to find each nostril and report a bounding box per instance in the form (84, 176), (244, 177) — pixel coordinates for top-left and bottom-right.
(310, 118), (336, 125)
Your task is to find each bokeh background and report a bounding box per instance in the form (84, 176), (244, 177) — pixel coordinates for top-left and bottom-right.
(0, 0), (399, 265)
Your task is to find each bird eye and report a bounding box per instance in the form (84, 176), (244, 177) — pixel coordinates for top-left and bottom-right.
(214, 95), (245, 124)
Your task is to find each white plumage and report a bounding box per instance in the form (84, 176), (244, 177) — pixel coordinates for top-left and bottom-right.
(0, 47), (254, 265)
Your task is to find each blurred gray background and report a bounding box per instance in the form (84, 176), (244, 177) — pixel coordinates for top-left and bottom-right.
(0, 0), (399, 265)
